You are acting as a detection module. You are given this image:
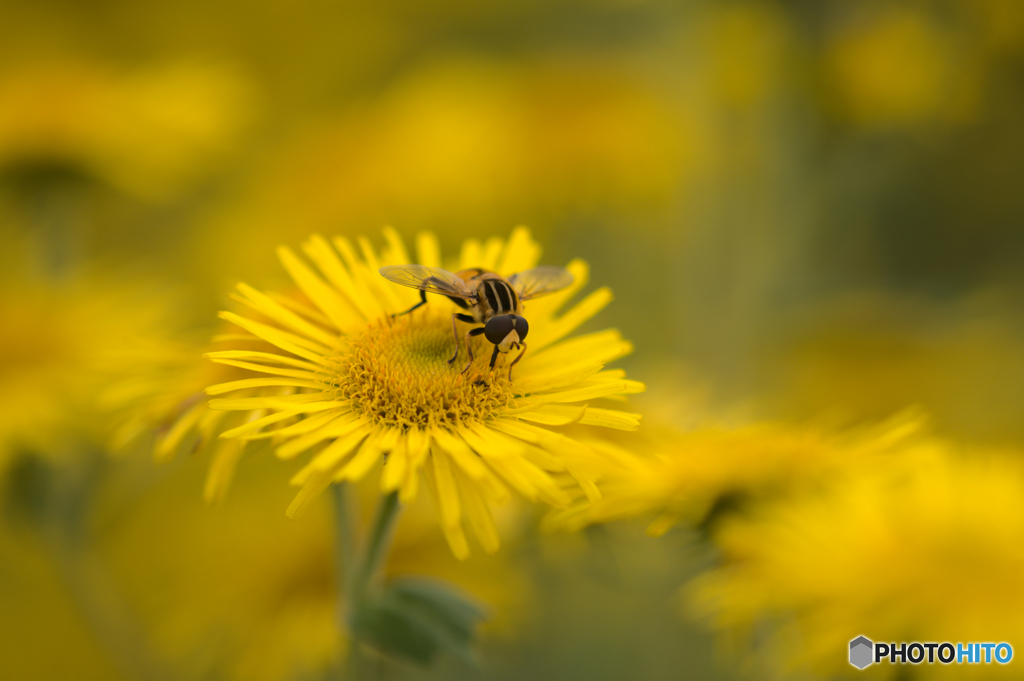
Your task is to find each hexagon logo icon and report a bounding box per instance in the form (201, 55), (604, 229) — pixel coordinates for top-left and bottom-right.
(850, 636), (873, 669)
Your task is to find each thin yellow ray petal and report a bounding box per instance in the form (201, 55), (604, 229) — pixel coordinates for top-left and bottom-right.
(399, 428), (430, 503)
(489, 418), (604, 470)
(514, 365), (605, 395)
(565, 463), (602, 502)
(481, 237), (503, 270)
(292, 425), (373, 481)
(405, 427), (431, 472)
(463, 422), (568, 472)
(219, 311), (328, 362)
(203, 439), (244, 505)
(336, 426), (400, 482)
(207, 358), (320, 380)
(218, 410), (293, 439)
(423, 463), (469, 560)
(381, 437), (408, 492)
(497, 226), (540, 275)
(332, 235), (362, 271)
(526, 330), (627, 367)
(430, 428), (495, 481)
(416, 232), (441, 268)
(206, 377), (322, 395)
(240, 409), (341, 441)
(578, 408), (642, 431)
(286, 470), (334, 519)
(219, 401), (345, 439)
(269, 290), (332, 326)
(647, 511), (684, 537)
(454, 468), (501, 554)
(461, 424), (568, 506)
(514, 404), (587, 427)
(206, 350), (322, 372)
(333, 236), (400, 316)
(458, 239), (483, 270)
(522, 259), (590, 323)
(358, 235), (382, 270)
(155, 402), (206, 461)
(484, 455), (565, 506)
(399, 468), (420, 505)
(358, 236), (406, 311)
(197, 404), (232, 439)
(430, 447), (462, 530)
(276, 414), (366, 460)
(532, 380), (636, 404)
(431, 428), (510, 504)
(381, 226), (411, 266)
(307, 235), (380, 323)
(211, 333), (261, 343)
(529, 287), (614, 352)
(208, 393), (325, 410)
(277, 245), (353, 331)
(233, 282), (337, 346)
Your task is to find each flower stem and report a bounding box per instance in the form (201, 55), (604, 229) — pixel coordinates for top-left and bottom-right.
(332, 486), (402, 680)
(331, 483), (357, 621)
(353, 491), (401, 599)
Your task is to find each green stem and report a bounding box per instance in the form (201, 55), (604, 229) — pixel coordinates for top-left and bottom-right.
(353, 491), (401, 599)
(331, 483), (357, 622)
(332, 487), (401, 681)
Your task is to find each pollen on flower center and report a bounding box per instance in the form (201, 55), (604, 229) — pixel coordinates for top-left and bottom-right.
(320, 309), (516, 429)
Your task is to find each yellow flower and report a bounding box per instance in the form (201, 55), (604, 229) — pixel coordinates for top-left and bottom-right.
(824, 7), (978, 128)
(686, 441), (1024, 679)
(0, 268), (176, 467)
(547, 412), (926, 537)
(0, 59), (254, 200)
(203, 227), (643, 558)
(103, 324), (285, 505)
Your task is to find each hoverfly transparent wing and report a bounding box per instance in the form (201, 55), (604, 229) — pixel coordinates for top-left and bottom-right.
(379, 265), (476, 300)
(508, 265), (574, 301)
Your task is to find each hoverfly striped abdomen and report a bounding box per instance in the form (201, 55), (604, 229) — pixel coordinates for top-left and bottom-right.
(476, 277), (520, 319)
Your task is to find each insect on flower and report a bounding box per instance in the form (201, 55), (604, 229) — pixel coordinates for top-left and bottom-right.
(379, 264), (573, 381)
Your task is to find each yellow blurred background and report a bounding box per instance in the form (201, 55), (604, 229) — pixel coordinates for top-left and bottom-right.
(2, 0), (1024, 679)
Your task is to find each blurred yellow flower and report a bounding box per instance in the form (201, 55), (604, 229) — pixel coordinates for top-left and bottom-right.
(0, 59), (255, 200)
(202, 227), (643, 558)
(765, 291), (1024, 444)
(0, 268), (175, 467)
(824, 8), (978, 128)
(686, 441), (1024, 679)
(547, 412), (926, 537)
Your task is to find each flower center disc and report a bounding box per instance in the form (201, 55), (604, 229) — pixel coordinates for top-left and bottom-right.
(321, 310), (516, 429)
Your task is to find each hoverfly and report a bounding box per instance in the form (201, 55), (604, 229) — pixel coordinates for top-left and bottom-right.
(378, 264), (573, 381)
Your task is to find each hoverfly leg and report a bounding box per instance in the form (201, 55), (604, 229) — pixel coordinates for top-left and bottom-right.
(448, 313), (477, 365)
(508, 342), (527, 382)
(393, 290), (428, 318)
(475, 346), (502, 386)
(461, 327), (486, 374)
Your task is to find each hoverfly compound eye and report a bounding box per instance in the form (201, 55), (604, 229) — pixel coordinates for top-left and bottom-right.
(484, 315), (515, 344)
(512, 315), (528, 340)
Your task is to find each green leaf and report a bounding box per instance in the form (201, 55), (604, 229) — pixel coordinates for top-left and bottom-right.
(351, 577), (487, 666)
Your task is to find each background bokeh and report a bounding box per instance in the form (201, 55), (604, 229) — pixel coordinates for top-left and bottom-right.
(2, 0), (1023, 679)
